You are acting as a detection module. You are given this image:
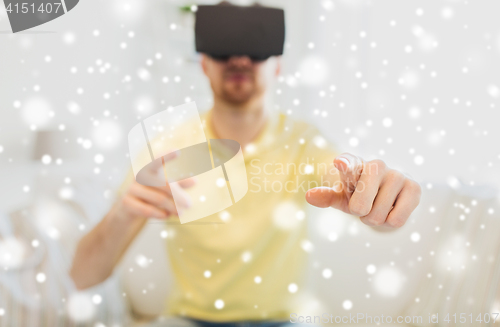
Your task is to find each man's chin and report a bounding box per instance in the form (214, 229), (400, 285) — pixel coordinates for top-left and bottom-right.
(222, 90), (255, 104)
(224, 95), (253, 105)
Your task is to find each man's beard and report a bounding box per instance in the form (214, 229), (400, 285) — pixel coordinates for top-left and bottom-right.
(221, 72), (256, 104)
(221, 84), (255, 104)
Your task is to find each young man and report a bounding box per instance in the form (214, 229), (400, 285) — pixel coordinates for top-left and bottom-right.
(70, 5), (421, 327)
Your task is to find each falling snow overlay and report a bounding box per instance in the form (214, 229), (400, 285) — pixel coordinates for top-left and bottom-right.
(1, 0), (500, 326)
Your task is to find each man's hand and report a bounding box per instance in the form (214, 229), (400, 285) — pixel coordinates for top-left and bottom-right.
(118, 151), (196, 221)
(118, 178), (195, 220)
(305, 153), (421, 229)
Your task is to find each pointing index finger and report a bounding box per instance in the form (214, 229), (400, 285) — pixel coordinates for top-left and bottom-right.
(334, 153), (364, 195)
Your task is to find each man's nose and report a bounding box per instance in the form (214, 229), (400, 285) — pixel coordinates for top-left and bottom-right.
(227, 55), (252, 67)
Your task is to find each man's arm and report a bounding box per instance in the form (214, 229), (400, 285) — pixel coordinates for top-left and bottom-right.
(70, 194), (147, 290)
(70, 165), (195, 290)
(69, 182), (164, 289)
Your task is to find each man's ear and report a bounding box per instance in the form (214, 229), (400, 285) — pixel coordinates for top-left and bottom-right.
(275, 56), (281, 77)
(200, 54), (209, 76)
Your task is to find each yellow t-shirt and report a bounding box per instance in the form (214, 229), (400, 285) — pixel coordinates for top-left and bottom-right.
(121, 109), (339, 322)
(161, 109), (338, 322)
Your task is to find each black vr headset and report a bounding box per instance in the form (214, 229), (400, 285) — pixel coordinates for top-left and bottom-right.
(195, 4), (285, 62)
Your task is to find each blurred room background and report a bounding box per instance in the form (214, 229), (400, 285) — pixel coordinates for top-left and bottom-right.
(1, 0), (500, 326)
(1, 0), (500, 209)
(2, 0), (500, 208)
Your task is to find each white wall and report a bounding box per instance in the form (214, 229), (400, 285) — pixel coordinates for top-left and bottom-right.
(1, 0), (499, 210)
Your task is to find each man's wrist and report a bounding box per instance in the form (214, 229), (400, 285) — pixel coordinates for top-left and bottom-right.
(104, 202), (145, 230)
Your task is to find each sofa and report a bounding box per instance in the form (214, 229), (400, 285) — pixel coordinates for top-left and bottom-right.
(120, 181), (500, 327)
(1, 172), (499, 327)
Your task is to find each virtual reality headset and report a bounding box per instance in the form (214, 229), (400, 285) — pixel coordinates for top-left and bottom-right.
(195, 4), (285, 62)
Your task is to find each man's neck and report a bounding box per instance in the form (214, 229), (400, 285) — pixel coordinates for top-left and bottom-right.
(210, 96), (268, 148)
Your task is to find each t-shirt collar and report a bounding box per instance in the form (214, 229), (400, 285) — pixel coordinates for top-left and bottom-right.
(202, 108), (282, 163)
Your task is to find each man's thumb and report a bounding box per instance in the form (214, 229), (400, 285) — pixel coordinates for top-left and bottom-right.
(305, 185), (344, 209)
